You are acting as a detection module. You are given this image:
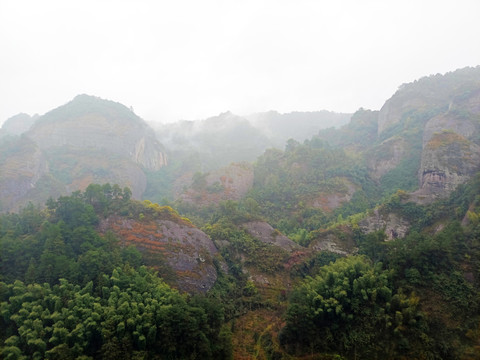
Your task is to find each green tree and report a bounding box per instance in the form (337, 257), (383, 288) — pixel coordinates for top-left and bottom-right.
(281, 256), (428, 358)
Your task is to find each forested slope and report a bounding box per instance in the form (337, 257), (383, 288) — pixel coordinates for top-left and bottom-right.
(2, 67), (480, 359)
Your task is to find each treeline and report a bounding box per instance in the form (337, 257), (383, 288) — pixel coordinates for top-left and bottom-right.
(1, 266), (230, 359)
(0, 184), (232, 359)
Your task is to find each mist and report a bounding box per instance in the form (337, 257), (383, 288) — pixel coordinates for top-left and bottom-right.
(1, 0), (480, 125)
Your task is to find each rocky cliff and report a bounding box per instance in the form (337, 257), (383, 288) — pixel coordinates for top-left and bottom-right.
(27, 94), (167, 170)
(412, 89), (480, 202)
(241, 221), (300, 251)
(0, 95), (168, 212)
(369, 67), (480, 202)
(99, 214), (220, 293)
(0, 137), (49, 212)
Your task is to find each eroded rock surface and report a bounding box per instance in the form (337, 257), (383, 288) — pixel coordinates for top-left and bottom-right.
(241, 221), (300, 251)
(99, 216), (219, 293)
(359, 209), (410, 240)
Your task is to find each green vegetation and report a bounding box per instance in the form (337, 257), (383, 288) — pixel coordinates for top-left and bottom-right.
(2, 67), (480, 359)
(0, 185), (232, 359)
(280, 256), (428, 359)
(1, 266), (229, 360)
(245, 138), (378, 243)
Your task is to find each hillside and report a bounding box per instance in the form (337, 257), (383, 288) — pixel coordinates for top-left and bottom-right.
(1, 66), (480, 359)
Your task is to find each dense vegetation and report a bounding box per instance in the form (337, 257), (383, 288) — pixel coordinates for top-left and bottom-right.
(2, 67), (480, 359)
(0, 185), (231, 359)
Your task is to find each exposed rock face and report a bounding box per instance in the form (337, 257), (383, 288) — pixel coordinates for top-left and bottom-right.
(241, 221), (300, 251)
(310, 234), (351, 255)
(50, 149), (148, 199)
(359, 208), (410, 240)
(367, 137), (406, 180)
(0, 137), (50, 212)
(309, 226), (356, 254)
(412, 91), (480, 203)
(372, 67), (480, 203)
(0, 95), (169, 212)
(27, 95), (167, 170)
(99, 216), (219, 293)
(175, 162), (254, 206)
(378, 67), (480, 136)
(414, 136), (480, 202)
(378, 92), (437, 136)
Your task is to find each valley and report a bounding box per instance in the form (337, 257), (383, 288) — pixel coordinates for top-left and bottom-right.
(1, 66), (480, 359)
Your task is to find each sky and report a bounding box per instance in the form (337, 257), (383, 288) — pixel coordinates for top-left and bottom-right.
(1, 0), (480, 125)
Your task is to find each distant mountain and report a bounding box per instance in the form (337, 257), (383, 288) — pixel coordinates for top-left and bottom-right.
(152, 110), (351, 171)
(247, 110), (351, 147)
(2, 67), (480, 359)
(0, 113), (37, 138)
(0, 95), (167, 212)
(153, 111), (270, 170)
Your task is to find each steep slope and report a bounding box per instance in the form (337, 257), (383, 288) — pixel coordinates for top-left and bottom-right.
(27, 94), (167, 170)
(98, 206), (220, 293)
(0, 95), (168, 212)
(375, 67), (480, 202)
(0, 136), (54, 212)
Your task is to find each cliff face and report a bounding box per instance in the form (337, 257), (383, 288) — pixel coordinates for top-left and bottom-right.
(412, 87), (480, 203)
(359, 208), (410, 240)
(27, 95), (167, 170)
(0, 137), (50, 212)
(0, 95), (168, 212)
(99, 215), (219, 293)
(369, 67), (480, 203)
(367, 137), (407, 180)
(241, 221), (300, 251)
(377, 67), (480, 136)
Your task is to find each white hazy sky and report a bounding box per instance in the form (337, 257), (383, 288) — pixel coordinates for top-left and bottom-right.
(1, 0), (479, 124)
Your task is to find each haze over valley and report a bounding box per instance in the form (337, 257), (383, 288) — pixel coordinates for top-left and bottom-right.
(2, 1), (480, 359)
(1, 66), (480, 358)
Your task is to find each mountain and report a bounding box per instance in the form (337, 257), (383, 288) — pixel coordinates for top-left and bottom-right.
(28, 94), (167, 170)
(152, 110), (350, 171)
(0, 113), (37, 138)
(1, 67), (480, 359)
(247, 110), (351, 148)
(0, 95), (167, 212)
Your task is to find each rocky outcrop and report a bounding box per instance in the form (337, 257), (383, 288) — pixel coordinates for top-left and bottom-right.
(0, 95), (170, 212)
(372, 67), (480, 203)
(309, 226), (356, 254)
(99, 216), (219, 293)
(51, 149), (148, 199)
(359, 208), (410, 240)
(378, 67), (480, 136)
(241, 221), (300, 251)
(411, 89), (480, 203)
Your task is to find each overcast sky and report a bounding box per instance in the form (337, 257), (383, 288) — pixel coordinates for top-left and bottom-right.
(1, 0), (479, 124)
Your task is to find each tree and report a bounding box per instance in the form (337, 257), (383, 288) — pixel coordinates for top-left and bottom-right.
(280, 256), (428, 358)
